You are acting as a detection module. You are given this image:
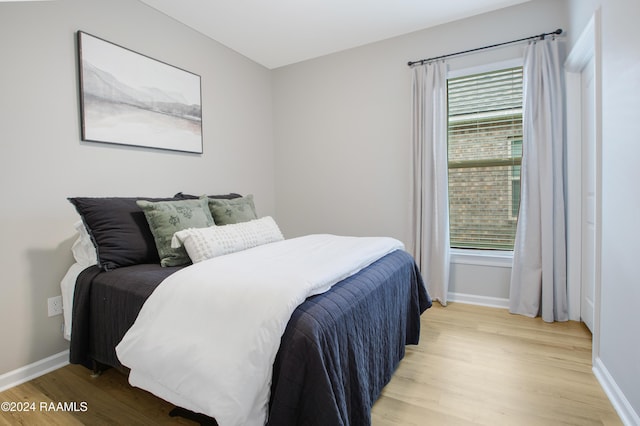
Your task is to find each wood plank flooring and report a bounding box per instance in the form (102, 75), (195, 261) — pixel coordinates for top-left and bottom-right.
(372, 303), (621, 426)
(0, 303), (621, 425)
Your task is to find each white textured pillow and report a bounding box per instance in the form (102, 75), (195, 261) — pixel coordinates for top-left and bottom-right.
(171, 216), (284, 263)
(72, 221), (98, 267)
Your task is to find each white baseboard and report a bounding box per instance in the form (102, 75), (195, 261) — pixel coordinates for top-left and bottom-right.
(593, 357), (640, 426)
(448, 292), (510, 309)
(0, 350), (69, 393)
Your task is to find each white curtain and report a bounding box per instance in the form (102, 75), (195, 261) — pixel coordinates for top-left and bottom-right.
(510, 38), (568, 322)
(410, 61), (450, 305)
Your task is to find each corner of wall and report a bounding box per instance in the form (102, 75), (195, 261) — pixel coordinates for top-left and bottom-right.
(593, 357), (640, 426)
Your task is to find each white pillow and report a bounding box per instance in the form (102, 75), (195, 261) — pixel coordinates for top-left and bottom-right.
(72, 221), (98, 267)
(171, 216), (284, 263)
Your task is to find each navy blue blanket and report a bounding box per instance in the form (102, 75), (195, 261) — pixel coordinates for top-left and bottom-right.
(268, 249), (430, 425)
(70, 263), (184, 370)
(70, 249), (430, 424)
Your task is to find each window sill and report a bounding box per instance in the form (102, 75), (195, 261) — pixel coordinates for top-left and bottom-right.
(450, 248), (513, 268)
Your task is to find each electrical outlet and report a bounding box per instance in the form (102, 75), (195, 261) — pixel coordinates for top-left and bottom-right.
(47, 295), (63, 317)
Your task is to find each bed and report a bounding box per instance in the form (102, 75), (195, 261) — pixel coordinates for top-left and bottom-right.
(65, 194), (431, 426)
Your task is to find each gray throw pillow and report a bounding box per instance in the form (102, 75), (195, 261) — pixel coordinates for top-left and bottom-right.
(137, 198), (214, 267)
(207, 194), (257, 225)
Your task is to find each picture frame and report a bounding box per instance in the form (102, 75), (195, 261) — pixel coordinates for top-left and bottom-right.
(77, 31), (203, 154)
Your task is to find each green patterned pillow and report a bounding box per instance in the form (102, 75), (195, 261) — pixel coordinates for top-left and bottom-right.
(137, 198), (214, 266)
(207, 194), (257, 225)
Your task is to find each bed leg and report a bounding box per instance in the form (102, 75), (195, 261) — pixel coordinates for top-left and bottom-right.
(169, 407), (218, 425)
(90, 360), (105, 378)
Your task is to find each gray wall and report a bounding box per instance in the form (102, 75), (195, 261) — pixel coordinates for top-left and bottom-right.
(272, 0), (569, 301)
(567, 0), (640, 419)
(599, 0), (640, 414)
(0, 0), (275, 375)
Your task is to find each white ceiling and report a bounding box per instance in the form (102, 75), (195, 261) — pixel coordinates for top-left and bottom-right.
(138, 0), (532, 69)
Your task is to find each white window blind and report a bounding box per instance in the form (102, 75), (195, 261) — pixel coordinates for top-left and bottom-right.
(447, 66), (523, 250)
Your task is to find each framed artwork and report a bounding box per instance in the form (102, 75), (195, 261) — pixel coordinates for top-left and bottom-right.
(77, 31), (203, 154)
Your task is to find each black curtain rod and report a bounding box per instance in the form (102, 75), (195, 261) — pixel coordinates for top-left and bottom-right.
(407, 28), (563, 67)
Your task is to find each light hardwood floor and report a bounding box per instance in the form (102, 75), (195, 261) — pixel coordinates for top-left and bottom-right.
(372, 303), (621, 426)
(0, 303), (621, 425)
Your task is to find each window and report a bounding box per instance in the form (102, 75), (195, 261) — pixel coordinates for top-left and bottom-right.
(447, 66), (523, 250)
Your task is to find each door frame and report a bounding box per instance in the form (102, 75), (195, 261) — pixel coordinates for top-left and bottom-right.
(564, 9), (602, 362)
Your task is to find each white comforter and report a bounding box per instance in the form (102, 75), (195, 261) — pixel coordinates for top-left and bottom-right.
(115, 234), (403, 426)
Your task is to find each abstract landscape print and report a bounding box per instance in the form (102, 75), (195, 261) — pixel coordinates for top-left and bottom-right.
(78, 31), (203, 154)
